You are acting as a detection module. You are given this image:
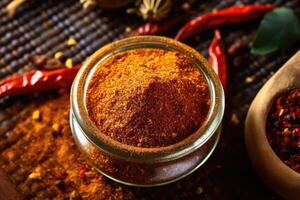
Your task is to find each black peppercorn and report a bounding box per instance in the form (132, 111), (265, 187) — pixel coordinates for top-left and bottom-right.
(55, 180), (66, 191)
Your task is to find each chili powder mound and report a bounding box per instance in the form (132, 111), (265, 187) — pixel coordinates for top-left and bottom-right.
(266, 88), (300, 173)
(86, 48), (210, 148)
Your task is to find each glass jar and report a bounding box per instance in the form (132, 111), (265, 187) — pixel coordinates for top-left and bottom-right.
(70, 36), (225, 187)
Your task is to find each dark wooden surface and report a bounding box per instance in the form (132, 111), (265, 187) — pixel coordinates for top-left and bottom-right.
(0, 0), (299, 199)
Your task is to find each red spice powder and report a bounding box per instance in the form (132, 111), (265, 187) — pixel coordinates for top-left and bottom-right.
(266, 88), (300, 173)
(86, 48), (210, 148)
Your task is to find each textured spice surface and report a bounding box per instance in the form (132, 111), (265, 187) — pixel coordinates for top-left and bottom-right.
(266, 88), (300, 173)
(86, 48), (210, 147)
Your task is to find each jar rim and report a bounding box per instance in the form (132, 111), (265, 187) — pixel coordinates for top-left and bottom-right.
(70, 36), (225, 163)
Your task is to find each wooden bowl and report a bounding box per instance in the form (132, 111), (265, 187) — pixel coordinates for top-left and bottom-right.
(245, 50), (300, 200)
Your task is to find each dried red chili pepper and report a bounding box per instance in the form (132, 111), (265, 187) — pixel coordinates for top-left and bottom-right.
(175, 4), (275, 41)
(131, 15), (189, 36)
(0, 66), (80, 98)
(209, 30), (227, 90)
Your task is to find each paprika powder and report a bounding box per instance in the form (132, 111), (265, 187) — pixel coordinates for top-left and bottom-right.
(86, 48), (210, 148)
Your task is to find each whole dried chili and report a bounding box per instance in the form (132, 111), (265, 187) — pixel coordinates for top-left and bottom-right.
(209, 30), (227, 90)
(131, 23), (167, 36)
(0, 66), (80, 98)
(266, 89), (300, 173)
(175, 4), (275, 41)
(130, 14), (189, 36)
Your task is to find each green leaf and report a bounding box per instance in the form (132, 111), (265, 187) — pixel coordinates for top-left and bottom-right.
(251, 8), (300, 55)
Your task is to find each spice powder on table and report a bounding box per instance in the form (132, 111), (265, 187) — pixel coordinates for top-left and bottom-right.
(86, 48), (210, 148)
(0, 91), (134, 199)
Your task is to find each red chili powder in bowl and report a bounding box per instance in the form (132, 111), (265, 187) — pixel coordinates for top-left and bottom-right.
(86, 48), (210, 148)
(266, 88), (300, 173)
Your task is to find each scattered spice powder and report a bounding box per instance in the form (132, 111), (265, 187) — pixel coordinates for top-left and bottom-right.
(266, 88), (300, 173)
(86, 48), (210, 148)
(0, 92), (134, 199)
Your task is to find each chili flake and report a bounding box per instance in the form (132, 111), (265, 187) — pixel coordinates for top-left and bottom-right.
(266, 88), (300, 173)
(28, 172), (41, 180)
(52, 123), (60, 133)
(79, 166), (87, 180)
(32, 110), (41, 120)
